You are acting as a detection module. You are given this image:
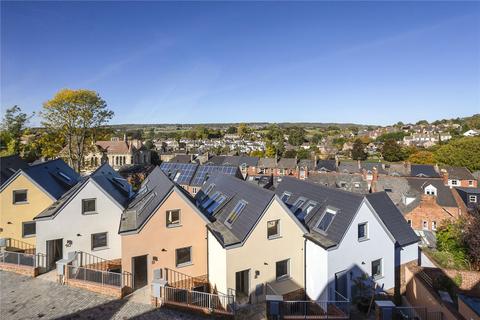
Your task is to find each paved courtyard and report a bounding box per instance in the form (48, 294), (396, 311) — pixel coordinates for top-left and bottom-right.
(0, 271), (209, 319)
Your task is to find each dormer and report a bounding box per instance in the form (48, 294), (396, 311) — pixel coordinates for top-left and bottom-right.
(424, 184), (437, 196)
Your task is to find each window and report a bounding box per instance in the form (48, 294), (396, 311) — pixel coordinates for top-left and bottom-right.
(13, 190), (28, 204)
(407, 220), (412, 227)
(192, 187), (198, 195)
(58, 171), (71, 181)
(316, 208), (337, 232)
(354, 182), (360, 188)
(276, 259), (290, 280)
(204, 183), (215, 196)
(469, 195), (477, 203)
(292, 198), (306, 215)
(22, 221), (36, 238)
(201, 191), (220, 209)
(176, 247), (192, 267)
(206, 194), (227, 215)
(384, 188), (393, 193)
(166, 210), (181, 227)
(267, 220), (280, 239)
(82, 199), (96, 214)
(432, 221), (437, 231)
(358, 222), (368, 241)
(280, 192), (291, 203)
(423, 220), (428, 230)
(451, 180), (459, 186)
(468, 180), (474, 187)
(225, 200), (248, 228)
(425, 185), (437, 196)
(91, 232), (108, 250)
(173, 172), (181, 182)
(371, 259), (382, 279)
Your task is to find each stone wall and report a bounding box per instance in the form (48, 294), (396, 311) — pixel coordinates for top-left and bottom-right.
(0, 262), (38, 277)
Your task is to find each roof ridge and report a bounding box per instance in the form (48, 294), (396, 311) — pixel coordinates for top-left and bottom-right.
(283, 176), (364, 197)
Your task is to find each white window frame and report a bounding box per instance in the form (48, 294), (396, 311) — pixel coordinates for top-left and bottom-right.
(469, 195), (477, 203)
(91, 232), (108, 251)
(358, 222), (368, 241)
(276, 259), (290, 281)
(82, 198), (97, 215)
(280, 192), (291, 203)
(175, 246), (192, 267)
(13, 189), (28, 204)
(432, 221), (437, 231)
(422, 220), (428, 230)
(225, 200), (248, 228)
(22, 221), (36, 238)
(468, 180), (474, 187)
(267, 220), (280, 239)
(166, 209), (181, 227)
(371, 258), (383, 280)
(315, 207), (337, 233)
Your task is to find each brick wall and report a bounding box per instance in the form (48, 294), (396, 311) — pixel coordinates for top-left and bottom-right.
(0, 262), (38, 277)
(404, 195), (459, 231)
(66, 278), (124, 298)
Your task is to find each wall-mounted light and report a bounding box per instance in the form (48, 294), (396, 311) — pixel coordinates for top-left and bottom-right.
(152, 256), (158, 262)
(361, 261), (365, 265)
(255, 270), (260, 279)
(161, 248), (167, 252)
(66, 240), (73, 247)
(76, 233), (81, 237)
(7, 222), (12, 225)
(264, 262), (268, 265)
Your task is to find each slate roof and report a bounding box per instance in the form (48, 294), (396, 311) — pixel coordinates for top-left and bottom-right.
(410, 165), (440, 178)
(169, 154), (193, 163)
(275, 177), (364, 249)
(385, 163), (410, 177)
(119, 167), (175, 233)
(96, 140), (133, 154)
(316, 160), (336, 172)
(0, 155), (28, 186)
(372, 176), (411, 207)
(276, 177), (418, 248)
(338, 161), (361, 174)
(306, 173), (369, 194)
(223, 156), (259, 167)
(406, 178), (458, 208)
(277, 158), (297, 169)
(198, 174), (274, 247)
(258, 158), (277, 168)
(443, 166), (475, 181)
(35, 163), (131, 220)
(22, 159), (80, 199)
(366, 192), (419, 246)
(298, 159), (316, 171)
(360, 162), (387, 175)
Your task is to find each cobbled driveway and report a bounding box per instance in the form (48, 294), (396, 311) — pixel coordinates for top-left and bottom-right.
(0, 271), (209, 319)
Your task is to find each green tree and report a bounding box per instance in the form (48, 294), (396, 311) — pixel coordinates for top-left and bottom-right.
(381, 140), (405, 162)
(408, 151), (436, 164)
(296, 148), (309, 159)
(416, 120), (429, 126)
(351, 139), (367, 160)
(376, 131), (407, 142)
(0, 105), (31, 155)
(237, 123), (249, 138)
(283, 150), (297, 158)
(41, 89), (114, 172)
(265, 144), (276, 158)
(287, 127), (306, 146)
(311, 133), (323, 145)
(250, 150), (264, 157)
(434, 137), (480, 171)
(226, 126), (237, 134)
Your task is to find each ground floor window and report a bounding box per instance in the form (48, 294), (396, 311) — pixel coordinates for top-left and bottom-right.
(22, 221), (36, 238)
(176, 247), (192, 267)
(371, 259), (382, 279)
(276, 259), (290, 280)
(91, 232), (108, 250)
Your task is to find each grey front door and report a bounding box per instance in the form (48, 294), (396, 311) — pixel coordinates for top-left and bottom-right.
(335, 270), (348, 300)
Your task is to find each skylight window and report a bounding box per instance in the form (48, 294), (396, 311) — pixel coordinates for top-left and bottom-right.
(299, 201), (317, 220)
(292, 198), (306, 215)
(316, 207), (337, 232)
(173, 172), (181, 182)
(225, 200), (248, 228)
(206, 194), (227, 215)
(280, 192), (291, 203)
(201, 191), (220, 209)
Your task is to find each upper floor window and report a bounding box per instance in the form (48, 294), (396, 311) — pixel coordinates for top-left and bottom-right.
(425, 185), (437, 196)
(358, 222), (368, 241)
(206, 194), (227, 215)
(192, 187), (198, 195)
(13, 190), (28, 204)
(469, 195), (478, 203)
(316, 208), (337, 232)
(407, 220), (412, 226)
(450, 180), (459, 186)
(267, 220), (280, 239)
(422, 220), (428, 230)
(82, 199), (97, 214)
(432, 221), (437, 231)
(468, 180), (474, 187)
(173, 172), (181, 182)
(292, 198), (306, 215)
(384, 188), (393, 193)
(166, 210), (181, 227)
(225, 200), (248, 228)
(276, 259), (290, 280)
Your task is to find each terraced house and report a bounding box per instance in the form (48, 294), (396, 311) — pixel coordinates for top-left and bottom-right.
(0, 158), (79, 248)
(34, 163), (132, 269)
(275, 178), (419, 302)
(119, 167), (210, 291)
(203, 174), (307, 302)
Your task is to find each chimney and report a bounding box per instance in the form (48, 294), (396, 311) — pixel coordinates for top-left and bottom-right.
(123, 133), (127, 142)
(372, 167), (378, 184)
(441, 169), (449, 186)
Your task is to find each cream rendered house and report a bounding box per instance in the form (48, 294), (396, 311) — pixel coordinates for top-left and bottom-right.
(199, 174), (307, 301)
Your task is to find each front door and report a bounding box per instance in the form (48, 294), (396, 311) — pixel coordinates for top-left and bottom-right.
(335, 270), (349, 300)
(46, 239), (63, 270)
(132, 255), (148, 290)
(235, 269), (250, 298)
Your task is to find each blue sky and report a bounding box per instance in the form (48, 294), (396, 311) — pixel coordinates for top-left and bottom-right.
(1, 1), (479, 126)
